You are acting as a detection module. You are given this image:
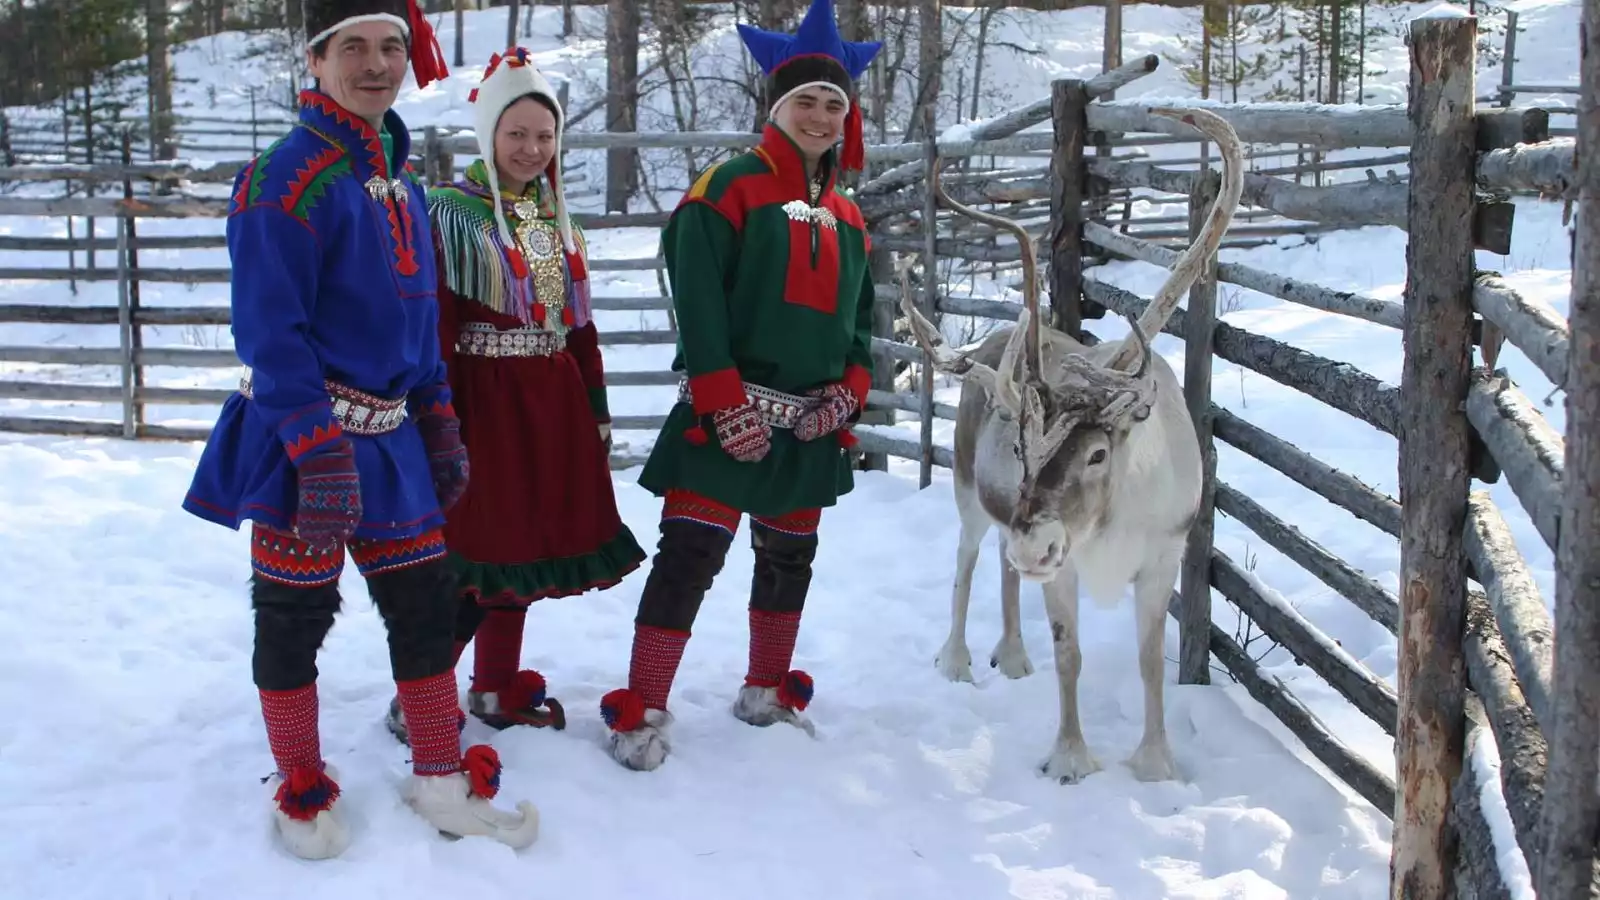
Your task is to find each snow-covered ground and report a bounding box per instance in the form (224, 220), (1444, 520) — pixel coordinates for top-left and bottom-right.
(0, 1), (1580, 897)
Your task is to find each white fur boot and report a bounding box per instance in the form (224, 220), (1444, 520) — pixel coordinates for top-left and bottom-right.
(732, 676), (816, 737)
(606, 708), (673, 771)
(402, 748), (539, 849)
(266, 763), (351, 860)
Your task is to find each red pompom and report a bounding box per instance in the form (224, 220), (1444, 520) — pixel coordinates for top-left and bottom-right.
(599, 688), (645, 733)
(461, 744), (502, 799)
(500, 669), (548, 713)
(562, 305), (576, 326)
(274, 765), (341, 822)
(683, 423), (709, 446)
(532, 303), (546, 326)
(505, 247), (529, 279)
(777, 669), (814, 711)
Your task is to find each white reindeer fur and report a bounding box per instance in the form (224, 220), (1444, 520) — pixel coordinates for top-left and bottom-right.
(907, 107), (1245, 786)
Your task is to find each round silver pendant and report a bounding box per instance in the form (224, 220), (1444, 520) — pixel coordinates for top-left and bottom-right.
(528, 228), (556, 259)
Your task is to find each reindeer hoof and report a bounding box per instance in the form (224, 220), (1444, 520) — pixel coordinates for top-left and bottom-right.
(1125, 741), (1181, 783)
(989, 636), (1034, 679)
(935, 640), (974, 683)
(1039, 742), (1102, 784)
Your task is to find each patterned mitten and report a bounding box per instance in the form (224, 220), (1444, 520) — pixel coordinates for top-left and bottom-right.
(294, 440), (362, 551)
(794, 382), (860, 442)
(417, 410), (470, 512)
(711, 401), (771, 463)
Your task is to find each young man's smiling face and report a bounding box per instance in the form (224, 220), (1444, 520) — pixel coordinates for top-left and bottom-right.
(773, 86), (848, 163)
(308, 19), (409, 127)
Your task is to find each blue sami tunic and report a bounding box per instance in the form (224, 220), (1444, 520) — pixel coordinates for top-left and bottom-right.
(182, 90), (453, 542)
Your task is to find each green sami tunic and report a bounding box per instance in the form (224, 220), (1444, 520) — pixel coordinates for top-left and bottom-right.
(637, 124), (876, 517)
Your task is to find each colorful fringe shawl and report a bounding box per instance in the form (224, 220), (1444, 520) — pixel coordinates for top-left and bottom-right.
(427, 160), (592, 329)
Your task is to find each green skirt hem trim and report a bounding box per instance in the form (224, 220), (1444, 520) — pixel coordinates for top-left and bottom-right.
(450, 526), (646, 604)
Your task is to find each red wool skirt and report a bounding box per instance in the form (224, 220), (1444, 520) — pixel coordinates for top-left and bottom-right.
(443, 329), (645, 606)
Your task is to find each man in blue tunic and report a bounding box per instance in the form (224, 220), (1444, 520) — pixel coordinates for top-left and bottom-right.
(182, 0), (537, 859)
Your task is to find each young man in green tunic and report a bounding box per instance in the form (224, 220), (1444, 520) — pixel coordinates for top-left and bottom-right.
(597, 0), (882, 771)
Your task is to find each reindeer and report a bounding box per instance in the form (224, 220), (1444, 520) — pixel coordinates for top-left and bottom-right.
(900, 108), (1244, 784)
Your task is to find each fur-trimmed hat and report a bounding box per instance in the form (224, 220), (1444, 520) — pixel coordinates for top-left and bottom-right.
(467, 47), (581, 281)
(736, 0), (882, 172)
(302, 0), (448, 89)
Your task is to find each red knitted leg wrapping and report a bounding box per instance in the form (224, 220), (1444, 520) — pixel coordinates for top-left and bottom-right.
(259, 683), (322, 776)
(628, 624), (689, 711)
(471, 608), (526, 695)
(746, 609), (803, 688)
(396, 670), (462, 776)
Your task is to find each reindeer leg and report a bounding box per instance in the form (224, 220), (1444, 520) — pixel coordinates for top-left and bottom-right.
(1038, 563), (1101, 783)
(1124, 549), (1182, 782)
(990, 552), (1034, 679)
(935, 485), (987, 683)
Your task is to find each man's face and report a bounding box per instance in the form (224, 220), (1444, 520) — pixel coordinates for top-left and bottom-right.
(772, 86), (848, 162)
(307, 20), (409, 126)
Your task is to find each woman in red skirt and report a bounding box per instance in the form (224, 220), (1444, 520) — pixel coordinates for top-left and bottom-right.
(387, 48), (645, 741)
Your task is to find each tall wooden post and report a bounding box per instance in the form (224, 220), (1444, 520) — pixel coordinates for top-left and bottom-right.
(1392, 13), (1477, 897)
(914, 0), (941, 490)
(863, 246), (894, 473)
(1534, 0), (1600, 893)
(1178, 169), (1220, 687)
(1048, 79), (1086, 339)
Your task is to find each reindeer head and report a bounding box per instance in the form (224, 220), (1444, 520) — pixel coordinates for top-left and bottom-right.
(900, 106), (1243, 581)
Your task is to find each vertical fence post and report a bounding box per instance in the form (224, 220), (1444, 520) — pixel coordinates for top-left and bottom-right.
(863, 245), (895, 473)
(1533, 0), (1600, 891)
(1392, 13), (1477, 897)
(1178, 168), (1220, 687)
(116, 210), (135, 439)
(424, 125), (439, 186)
(1049, 79), (1087, 337)
(1497, 10), (1518, 108)
(120, 129), (145, 434)
(917, 129), (937, 490)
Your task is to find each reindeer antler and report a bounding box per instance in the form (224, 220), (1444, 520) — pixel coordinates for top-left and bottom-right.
(899, 276), (1027, 414)
(1104, 106), (1244, 372)
(930, 159), (1043, 381)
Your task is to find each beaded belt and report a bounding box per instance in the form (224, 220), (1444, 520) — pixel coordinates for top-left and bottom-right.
(677, 378), (815, 430)
(237, 369), (407, 436)
(455, 322), (566, 358)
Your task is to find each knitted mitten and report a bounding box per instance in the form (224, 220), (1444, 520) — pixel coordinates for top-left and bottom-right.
(711, 401), (771, 463)
(794, 382), (860, 442)
(293, 440), (362, 551)
(417, 409), (470, 512)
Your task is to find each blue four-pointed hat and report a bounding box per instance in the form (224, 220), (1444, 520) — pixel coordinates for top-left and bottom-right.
(736, 0), (882, 82)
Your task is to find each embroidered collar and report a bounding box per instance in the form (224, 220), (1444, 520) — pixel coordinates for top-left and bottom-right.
(758, 123), (837, 201)
(460, 159), (554, 221)
(297, 89), (412, 182)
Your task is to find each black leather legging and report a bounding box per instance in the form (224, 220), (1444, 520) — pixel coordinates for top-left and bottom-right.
(633, 520), (818, 633)
(250, 557), (459, 691)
